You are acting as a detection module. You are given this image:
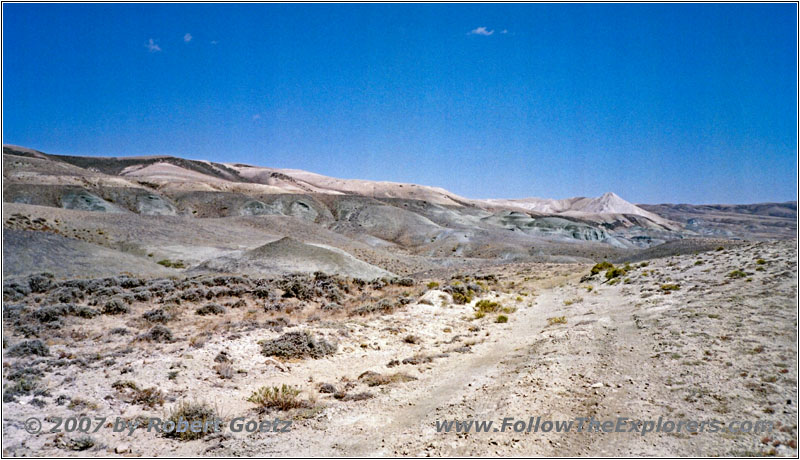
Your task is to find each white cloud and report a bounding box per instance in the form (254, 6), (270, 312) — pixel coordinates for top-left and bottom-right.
(184, 33), (192, 43)
(252, 114), (261, 120)
(501, 29), (508, 34)
(210, 40), (219, 45)
(468, 27), (494, 36)
(146, 38), (161, 52)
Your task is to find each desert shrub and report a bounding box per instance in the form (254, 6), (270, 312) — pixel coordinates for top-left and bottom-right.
(590, 261), (614, 275)
(353, 298), (395, 316)
(402, 335), (419, 344)
(426, 281), (440, 289)
(156, 259), (185, 269)
(474, 299), (501, 314)
(67, 397), (98, 411)
(143, 308), (172, 323)
(139, 326), (174, 343)
(728, 270), (748, 279)
(72, 305), (100, 318)
(3, 366), (44, 402)
(164, 401), (218, 441)
(452, 291), (473, 304)
(7, 340), (49, 357)
(62, 435), (95, 451)
(47, 287), (84, 304)
(547, 316), (567, 325)
(259, 331), (336, 359)
(132, 387), (165, 407)
(605, 267), (627, 280)
(444, 284), (475, 305)
(32, 305), (69, 323)
(756, 258), (766, 265)
(281, 280), (314, 300)
(247, 384), (309, 411)
(196, 303), (226, 316)
(357, 371), (416, 387)
(103, 298), (129, 315)
(660, 284), (680, 292)
(31, 303), (97, 323)
(28, 273), (54, 293)
(496, 315), (509, 323)
(227, 299), (247, 309)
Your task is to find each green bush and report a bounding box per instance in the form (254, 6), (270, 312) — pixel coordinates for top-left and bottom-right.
(474, 299), (501, 314)
(728, 270), (747, 279)
(590, 261), (614, 275)
(605, 267), (627, 280)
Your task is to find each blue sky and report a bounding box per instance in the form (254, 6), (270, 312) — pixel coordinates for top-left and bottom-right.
(3, 3), (797, 204)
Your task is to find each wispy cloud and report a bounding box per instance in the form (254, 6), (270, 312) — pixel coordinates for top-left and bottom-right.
(468, 26), (494, 36)
(146, 38), (161, 52)
(210, 40), (219, 45)
(183, 33), (192, 43)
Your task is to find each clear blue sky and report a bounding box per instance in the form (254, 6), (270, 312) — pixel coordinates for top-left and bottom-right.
(3, 3), (797, 204)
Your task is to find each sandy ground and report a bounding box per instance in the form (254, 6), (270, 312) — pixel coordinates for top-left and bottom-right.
(2, 241), (797, 456)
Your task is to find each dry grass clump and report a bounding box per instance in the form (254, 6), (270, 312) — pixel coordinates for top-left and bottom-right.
(164, 401), (218, 441)
(357, 371), (417, 387)
(660, 284), (680, 292)
(112, 380), (165, 408)
(247, 384), (310, 411)
(547, 316), (567, 325)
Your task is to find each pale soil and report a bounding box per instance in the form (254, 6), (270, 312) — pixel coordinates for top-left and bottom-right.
(2, 241), (797, 457)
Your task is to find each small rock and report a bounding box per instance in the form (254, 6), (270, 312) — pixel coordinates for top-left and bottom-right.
(590, 382), (604, 388)
(115, 444), (130, 454)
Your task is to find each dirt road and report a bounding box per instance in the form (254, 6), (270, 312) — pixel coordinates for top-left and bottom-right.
(258, 244), (796, 457)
